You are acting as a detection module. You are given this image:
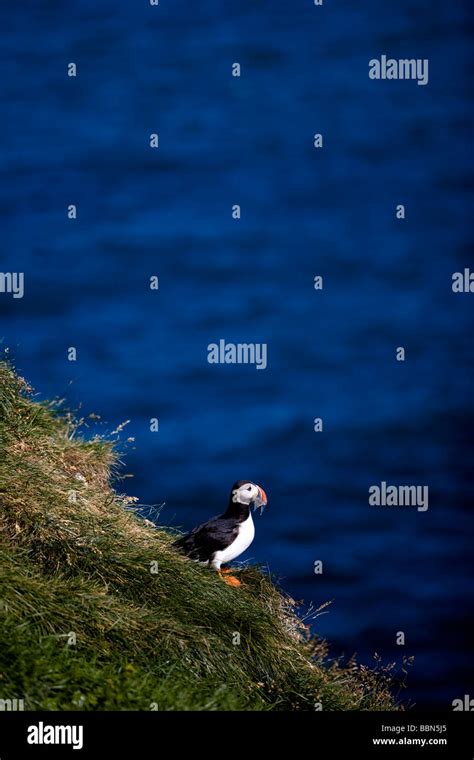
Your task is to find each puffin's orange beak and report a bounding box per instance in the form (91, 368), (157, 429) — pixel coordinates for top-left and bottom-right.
(258, 486), (267, 506)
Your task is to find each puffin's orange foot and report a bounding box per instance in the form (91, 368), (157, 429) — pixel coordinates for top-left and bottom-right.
(223, 574), (241, 587)
(220, 567), (234, 575)
(217, 570), (241, 587)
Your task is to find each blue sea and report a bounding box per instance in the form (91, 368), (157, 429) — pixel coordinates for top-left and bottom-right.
(1, 0), (473, 709)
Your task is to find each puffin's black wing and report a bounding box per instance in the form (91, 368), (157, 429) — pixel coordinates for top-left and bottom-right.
(173, 516), (239, 562)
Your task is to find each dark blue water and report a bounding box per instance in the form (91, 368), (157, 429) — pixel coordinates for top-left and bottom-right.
(1, 1), (473, 709)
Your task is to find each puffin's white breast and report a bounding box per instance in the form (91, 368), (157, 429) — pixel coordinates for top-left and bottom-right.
(212, 513), (255, 568)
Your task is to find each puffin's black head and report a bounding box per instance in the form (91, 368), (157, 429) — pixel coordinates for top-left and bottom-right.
(229, 480), (268, 514)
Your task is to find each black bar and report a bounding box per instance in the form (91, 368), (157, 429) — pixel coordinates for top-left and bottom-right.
(0, 711), (472, 758)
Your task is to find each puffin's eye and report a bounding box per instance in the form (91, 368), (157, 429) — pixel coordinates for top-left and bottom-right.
(247, 486), (252, 490)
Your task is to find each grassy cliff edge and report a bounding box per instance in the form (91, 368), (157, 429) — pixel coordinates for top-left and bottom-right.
(0, 362), (403, 710)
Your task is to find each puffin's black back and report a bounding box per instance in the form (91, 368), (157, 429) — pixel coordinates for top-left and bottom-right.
(172, 480), (253, 561)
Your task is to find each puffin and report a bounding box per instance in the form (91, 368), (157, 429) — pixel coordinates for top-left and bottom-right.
(172, 480), (268, 587)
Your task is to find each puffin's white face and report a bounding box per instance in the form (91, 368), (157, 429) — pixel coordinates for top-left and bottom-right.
(232, 482), (268, 509)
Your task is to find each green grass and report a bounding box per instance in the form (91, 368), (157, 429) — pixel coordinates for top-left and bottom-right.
(0, 360), (408, 710)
